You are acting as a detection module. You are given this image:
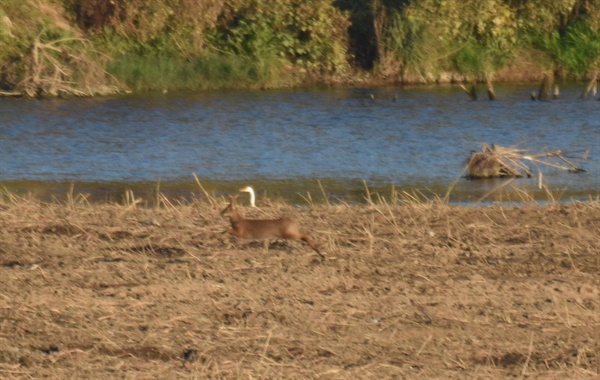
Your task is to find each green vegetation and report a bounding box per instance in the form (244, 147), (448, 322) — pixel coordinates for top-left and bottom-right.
(532, 22), (600, 78)
(0, 0), (598, 96)
(373, 0), (518, 80)
(106, 52), (285, 91)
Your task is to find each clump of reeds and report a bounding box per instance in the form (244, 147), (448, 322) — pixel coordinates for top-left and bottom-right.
(467, 143), (586, 186)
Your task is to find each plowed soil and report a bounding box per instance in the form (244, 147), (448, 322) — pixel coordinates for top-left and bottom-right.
(1, 198), (599, 379)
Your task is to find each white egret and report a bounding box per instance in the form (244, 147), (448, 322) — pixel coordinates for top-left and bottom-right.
(239, 186), (257, 207)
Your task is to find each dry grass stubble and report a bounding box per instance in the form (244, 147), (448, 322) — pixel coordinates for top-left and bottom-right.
(0, 196), (599, 379)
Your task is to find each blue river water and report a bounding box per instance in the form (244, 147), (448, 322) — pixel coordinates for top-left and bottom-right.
(1, 84), (598, 204)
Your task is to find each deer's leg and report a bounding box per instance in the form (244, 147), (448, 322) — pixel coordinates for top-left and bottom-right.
(301, 235), (324, 259)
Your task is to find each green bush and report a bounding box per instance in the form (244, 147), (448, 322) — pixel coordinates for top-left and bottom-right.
(536, 22), (600, 78)
(208, 0), (350, 74)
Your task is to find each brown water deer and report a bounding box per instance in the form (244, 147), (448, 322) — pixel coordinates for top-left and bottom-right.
(220, 196), (324, 258)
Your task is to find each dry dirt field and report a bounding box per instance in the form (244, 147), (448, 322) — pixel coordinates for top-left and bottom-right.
(1, 195), (599, 379)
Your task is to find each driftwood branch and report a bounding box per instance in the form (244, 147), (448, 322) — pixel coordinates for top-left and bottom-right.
(579, 71), (598, 99)
(459, 84), (477, 101)
(486, 78), (497, 101)
(459, 79), (496, 101)
(537, 72), (553, 101)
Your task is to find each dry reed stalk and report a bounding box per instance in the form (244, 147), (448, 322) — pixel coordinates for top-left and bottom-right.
(370, 201), (404, 237)
(398, 190), (422, 205)
(363, 180), (374, 206)
(123, 189), (141, 208)
(159, 193), (180, 214)
(474, 178), (516, 204)
(155, 181), (161, 207)
(317, 180), (331, 207)
(1, 187), (23, 204)
(192, 173), (217, 206)
(361, 218), (375, 255)
(298, 191), (315, 207)
(519, 333), (535, 377)
(508, 185), (538, 204)
(389, 185), (398, 205)
(443, 167), (467, 203)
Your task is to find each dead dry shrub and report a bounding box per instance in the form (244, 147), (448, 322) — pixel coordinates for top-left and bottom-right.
(15, 35), (124, 97)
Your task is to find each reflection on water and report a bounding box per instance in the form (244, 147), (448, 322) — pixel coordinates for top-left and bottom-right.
(1, 84), (598, 204)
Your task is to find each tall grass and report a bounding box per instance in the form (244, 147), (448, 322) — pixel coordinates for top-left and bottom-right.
(107, 51), (292, 91)
(450, 41), (489, 77)
(532, 22), (600, 78)
(383, 10), (444, 80)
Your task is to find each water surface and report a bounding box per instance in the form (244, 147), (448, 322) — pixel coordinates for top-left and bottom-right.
(1, 84), (598, 204)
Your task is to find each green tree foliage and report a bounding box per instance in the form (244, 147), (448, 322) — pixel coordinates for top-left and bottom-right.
(208, 0), (350, 74)
(349, 0), (598, 81)
(61, 0), (224, 55)
(1, 0), (599, 95)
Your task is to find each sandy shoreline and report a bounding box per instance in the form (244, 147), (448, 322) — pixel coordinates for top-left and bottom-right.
(1, 198), (599, 378)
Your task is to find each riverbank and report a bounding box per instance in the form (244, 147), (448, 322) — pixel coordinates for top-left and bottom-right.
(1, 0), (598, 97)
(1, 197), (598, 378)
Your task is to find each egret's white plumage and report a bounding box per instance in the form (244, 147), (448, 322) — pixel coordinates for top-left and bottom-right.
(239, 186), (256, 207)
